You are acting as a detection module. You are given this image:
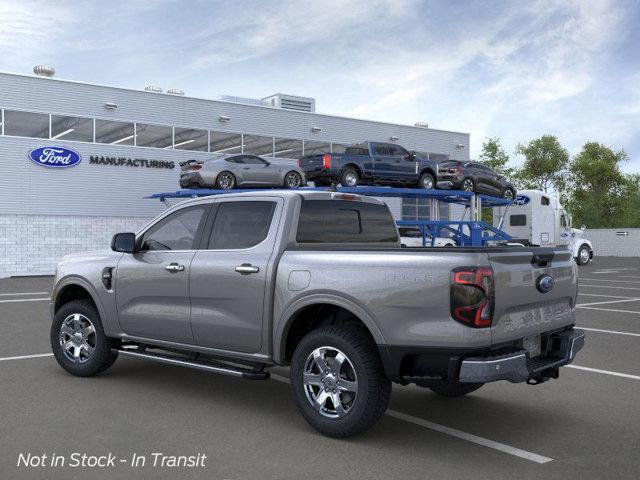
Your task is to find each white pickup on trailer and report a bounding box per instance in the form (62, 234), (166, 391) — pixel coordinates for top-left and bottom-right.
(494, 189), (594, 265)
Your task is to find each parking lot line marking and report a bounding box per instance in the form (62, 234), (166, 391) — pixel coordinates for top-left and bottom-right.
(578, 293), (637, 299)
(0, 297), (50, 304)
(269, 374), (553, 464)
(580, 278), (640, 284)
(576, 306), (640, 315)
(385, 410), (554, 464)
(579, 284), (640, 291)
(577, 298), (640, 307)
(0, 291), (49, 297)
(580, 327), (640, 338)
(0, 353), (53, 362)
(567, 365), (640, 381)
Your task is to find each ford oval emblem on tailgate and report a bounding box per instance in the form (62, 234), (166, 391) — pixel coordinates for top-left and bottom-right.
(28, 146), (82, 168)
(536, 274), (555, 293)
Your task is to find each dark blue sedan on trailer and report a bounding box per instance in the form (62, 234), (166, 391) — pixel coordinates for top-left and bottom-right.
(298, 141), (439, 189)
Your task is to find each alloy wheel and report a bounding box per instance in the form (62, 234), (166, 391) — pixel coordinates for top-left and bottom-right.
(344, 172), (358, 187)
(421, 175), (434, 189)
(462, 179), (474, 192)
(218, 172), (235, 189)
(503, 189), (515, 200)
(579, 248), (590, 264)
(286, 172), (302, 188)
(303, 346), (358, 418)
(59, 313), (96, 364)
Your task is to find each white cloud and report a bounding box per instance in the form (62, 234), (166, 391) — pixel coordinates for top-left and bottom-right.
(0, 1), (76, 67)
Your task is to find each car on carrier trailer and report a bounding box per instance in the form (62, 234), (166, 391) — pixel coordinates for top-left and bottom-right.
(298, 141), (439, 190)
(50, 190), (584, 438)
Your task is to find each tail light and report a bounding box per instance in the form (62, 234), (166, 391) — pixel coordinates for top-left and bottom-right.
(192, 164), (202, 170)
(322, 153), (331, 169)
(450, 266), (494, 328)
(297, 159), (302, 167)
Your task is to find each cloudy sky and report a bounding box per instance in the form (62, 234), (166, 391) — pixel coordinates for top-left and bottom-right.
(1, 0), (639, 170)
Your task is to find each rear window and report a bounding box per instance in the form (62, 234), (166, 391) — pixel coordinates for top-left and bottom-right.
(541, 196), (550, 205)
(345, 144), (369, 156)
(510, 214), (527, 226)
(297, 200), (398, 243)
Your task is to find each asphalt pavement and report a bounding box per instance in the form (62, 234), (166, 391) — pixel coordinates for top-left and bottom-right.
(1, 258), (639, 479)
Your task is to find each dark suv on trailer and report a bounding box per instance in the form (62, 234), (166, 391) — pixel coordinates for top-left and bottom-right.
(298, 141), (439, 190)
(436, 160), (516, 199)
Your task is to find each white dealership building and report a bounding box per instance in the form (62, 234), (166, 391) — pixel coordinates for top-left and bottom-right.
(0, 68), (470, 276)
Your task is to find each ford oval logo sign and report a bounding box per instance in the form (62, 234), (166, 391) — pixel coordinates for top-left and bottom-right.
(536, 274), (555, 294)
(514, 195), (530, 205)
(28, 146), (82, 168)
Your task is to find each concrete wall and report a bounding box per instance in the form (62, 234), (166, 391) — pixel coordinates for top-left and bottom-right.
(583, 228), (640, 257)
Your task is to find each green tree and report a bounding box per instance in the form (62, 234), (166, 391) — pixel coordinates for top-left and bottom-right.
(515, 135), (569, 193)
(479, 137), (514, 177)
(619, 174), (640, 228)
(566, 142), (628, 228)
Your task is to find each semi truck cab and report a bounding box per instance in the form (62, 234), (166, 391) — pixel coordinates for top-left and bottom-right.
(495, 189), (594, 265)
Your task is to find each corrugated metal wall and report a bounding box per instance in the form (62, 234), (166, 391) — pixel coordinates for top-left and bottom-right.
(0, 72), (470, 218)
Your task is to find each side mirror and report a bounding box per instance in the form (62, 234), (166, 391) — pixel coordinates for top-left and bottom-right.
(581, 225), (586, 230)
(111, 232), (136, 253)
(264, 161), (271, 167)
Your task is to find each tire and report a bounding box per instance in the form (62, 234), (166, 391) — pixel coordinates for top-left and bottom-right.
(576, 245), (591, 266)
(50, 300), (118, 377)
(340, 168), (359, 187)
(419, 172), (435, 190)
(502, 187), (515, 200)
(428, 382), (484, 397)
(215, 171), (236, 190)
(461, 178), (475, 192)
(284, 171), (303, 189)
(290, 325), (391, 438)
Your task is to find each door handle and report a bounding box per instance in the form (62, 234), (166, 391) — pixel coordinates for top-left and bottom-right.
(235, 264), (260, 274)
(164, 263), (185, 273)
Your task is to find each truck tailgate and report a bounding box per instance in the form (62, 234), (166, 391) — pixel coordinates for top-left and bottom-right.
(488, 248), (577, 345)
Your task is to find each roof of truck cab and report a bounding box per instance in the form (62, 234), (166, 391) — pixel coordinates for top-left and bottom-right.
(167, 189), (387, 207)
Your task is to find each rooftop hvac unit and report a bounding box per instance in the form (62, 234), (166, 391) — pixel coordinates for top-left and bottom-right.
(262, 93), (316, 113)
(144, 85), (163, 93)
(167, 88), (185, 96)
(33, 65), (55, 77)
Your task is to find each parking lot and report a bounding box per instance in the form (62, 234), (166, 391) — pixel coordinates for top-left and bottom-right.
(1, 257), (639, 480)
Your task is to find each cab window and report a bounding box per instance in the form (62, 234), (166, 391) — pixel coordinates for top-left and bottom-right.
(139, 206), (207, 251)
(541, 196), (550, 205)
(207, 201), (276, 249)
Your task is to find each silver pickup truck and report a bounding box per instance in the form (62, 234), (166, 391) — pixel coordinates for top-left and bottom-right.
(50, 190), (584, 438)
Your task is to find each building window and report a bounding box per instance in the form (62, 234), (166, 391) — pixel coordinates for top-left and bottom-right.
(210, 131), (242, 154)
(135, 123), (173, 148)
(173, 127), (208, 151)
(95, 119), (135, 145)
(243, 134), (274, 156)
(401, 199), (449, 221)
(50, 115), (94, 142)
(273, 137), (303, 159)
(3, 110), (49, 139)
(303, 140), (331, 156)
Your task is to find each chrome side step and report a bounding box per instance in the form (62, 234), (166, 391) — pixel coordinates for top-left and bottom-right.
(113, 348), (270, 380)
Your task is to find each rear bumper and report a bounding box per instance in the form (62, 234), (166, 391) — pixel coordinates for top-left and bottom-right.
(304, 167), (336, 182)
(379, 327), (585, 385)
(459, 329), (585, 383)
(179, 172), (208, 188)
(437, 178), (463, 189)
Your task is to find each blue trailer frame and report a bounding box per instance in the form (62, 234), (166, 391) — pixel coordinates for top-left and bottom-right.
(147, 186), (513, 247)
